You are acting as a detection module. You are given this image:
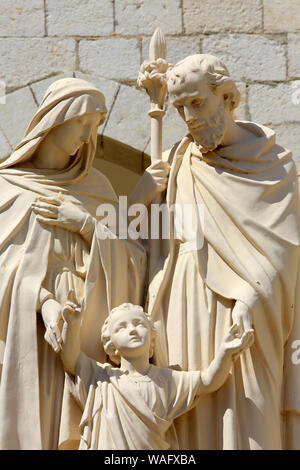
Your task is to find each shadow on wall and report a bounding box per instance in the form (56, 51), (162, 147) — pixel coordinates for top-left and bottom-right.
(93, 134), (151, 196)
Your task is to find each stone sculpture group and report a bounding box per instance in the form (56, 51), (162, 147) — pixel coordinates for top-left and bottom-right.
(0, 32), (299, 450)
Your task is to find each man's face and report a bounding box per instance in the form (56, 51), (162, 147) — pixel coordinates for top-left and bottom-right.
(168, 68), (227, 153)
(109, 309), (151, 359)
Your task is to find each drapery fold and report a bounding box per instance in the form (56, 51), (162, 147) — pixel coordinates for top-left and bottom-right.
(0, 77), (146, 449)
(148, 121), (300, 449)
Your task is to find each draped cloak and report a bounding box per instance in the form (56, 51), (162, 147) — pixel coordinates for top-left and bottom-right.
(0, 78), (146, 449)
(68, 352), (201, 450)
(147, 122), (300, 449)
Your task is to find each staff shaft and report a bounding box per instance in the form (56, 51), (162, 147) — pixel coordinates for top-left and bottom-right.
(149, 106), (165, 162)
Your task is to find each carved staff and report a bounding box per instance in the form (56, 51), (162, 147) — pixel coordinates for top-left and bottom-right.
(137, 27), (170, 164)
(137, 28), (171, 279)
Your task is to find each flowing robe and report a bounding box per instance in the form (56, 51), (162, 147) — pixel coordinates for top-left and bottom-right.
(0, 78), (146, 449)
(147, 122), (300, 449)
(69, 353), (201, 450)
(0, 168), (146, 450)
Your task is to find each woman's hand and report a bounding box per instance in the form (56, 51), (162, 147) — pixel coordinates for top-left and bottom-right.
(41, 298), (63, 353)
(32, 196), (87, 233)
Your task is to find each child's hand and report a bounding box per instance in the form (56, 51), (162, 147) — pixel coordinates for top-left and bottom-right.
(223, 324), (254, 360)
(61, 289), (82, 344)
(198, 325), (254, 394)
(62, 289), (81, 320)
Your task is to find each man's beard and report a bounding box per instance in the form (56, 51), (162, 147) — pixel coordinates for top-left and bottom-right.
(189, 103), (226, 153)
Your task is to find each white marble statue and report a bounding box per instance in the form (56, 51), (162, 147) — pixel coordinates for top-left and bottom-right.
(1, 39), (299, 451)
(0, 77), (168, 450)
(138, 52), (300, 449)
(57, 299), (253, 450)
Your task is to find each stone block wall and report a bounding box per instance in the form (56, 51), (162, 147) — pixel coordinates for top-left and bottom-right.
(0, 0), (299, 182)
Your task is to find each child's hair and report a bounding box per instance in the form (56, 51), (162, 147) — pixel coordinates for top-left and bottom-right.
(101, 303), (157, 365)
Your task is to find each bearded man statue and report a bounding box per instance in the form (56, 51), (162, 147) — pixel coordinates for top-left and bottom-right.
(146, 54), (300, 450)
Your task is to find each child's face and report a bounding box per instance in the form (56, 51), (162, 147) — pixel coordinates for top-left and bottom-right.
(109, 309), (151, 359)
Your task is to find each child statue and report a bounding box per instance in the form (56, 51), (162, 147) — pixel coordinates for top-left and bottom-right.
(57, 292), (254, 450)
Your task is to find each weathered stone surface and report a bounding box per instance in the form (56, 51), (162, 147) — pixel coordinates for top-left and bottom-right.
(264, 0), (300, 32)
(142, 36), (200, 66)
(0, 0), (45, 37)
(75, 72), (119, 112)
(30, 74), (74, 105)
(46, 0), (114, 36)
(233, 82), (248, 121)
(0, 39), (76, 88)
(203, 34), (286, 81)
(288, 34), (300, 78)
(115, 0), (182, 35)
(0, 87), (37, 148)
(248, 82), (300, 125)
(0, 129), (11, 159)
(183, 0), (262, 33)
(272, 123), (300, 173)
(104, 84), (149, 151)
(79, 39), (140, 82)
(75, 72), (120, 132)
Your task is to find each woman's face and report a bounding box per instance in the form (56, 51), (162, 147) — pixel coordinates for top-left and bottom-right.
(32, 111), (104, 170)
(50, 112), (102, 156)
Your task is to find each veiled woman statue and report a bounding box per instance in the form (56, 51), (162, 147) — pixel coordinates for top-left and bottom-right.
(0, 78), (151, 449)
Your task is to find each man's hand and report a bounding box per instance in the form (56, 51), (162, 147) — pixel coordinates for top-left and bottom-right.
(41, 298), (63, 353)
(32, 196), (88, 234)
(145, 160), (170, 196)
(129, 160), (170, 208)
(232, 300), (253, 336)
